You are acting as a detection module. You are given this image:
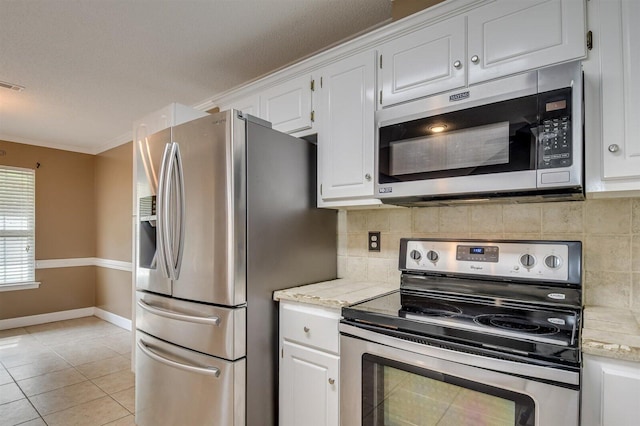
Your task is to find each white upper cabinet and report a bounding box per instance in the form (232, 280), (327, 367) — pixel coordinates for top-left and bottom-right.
(259, 74), (314, 134)
(218, 94), (260, 118)
(379, 15), (466, 107)
(584, 0), (640, 194)
(378, 0), (586, 108)
(467, 0), (586, 85)
(318, 50), (377, 202)
(596, 0), (640, 181)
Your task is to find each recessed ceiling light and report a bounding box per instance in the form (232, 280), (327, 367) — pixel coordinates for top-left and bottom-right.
(429, 124), (447, 133)
(0, 81), (25, 92)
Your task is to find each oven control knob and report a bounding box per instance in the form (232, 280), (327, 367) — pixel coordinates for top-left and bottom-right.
(426, 250), (439, 262)
(520, 254), (536, 268)
(544, 255), (562, 269)
(409, 250), (422, 261)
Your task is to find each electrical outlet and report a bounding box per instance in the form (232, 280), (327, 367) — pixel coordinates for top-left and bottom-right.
(368, 232), (381, 252)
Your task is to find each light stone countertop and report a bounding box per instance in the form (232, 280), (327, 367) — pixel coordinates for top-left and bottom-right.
(275, 283), (640, 363)
(273, 278), (398, 310)
(582, 306), (640, 362)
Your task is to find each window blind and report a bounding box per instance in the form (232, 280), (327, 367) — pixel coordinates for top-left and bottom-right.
(0, 166), (35, 285)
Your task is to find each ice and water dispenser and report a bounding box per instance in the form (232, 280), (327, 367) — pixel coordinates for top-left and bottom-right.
(138, 195), (157, 269)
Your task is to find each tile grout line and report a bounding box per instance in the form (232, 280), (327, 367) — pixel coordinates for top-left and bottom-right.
(1, 317), (134, 425)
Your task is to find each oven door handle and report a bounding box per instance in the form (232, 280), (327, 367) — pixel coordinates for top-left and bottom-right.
(339, 322), (580, 386)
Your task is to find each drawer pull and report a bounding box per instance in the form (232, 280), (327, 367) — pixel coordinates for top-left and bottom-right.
(137, 340), (220, 377)
(304, 326), (310, 333)
(328, 378), (335, 385)
(138, 299), (220, 326)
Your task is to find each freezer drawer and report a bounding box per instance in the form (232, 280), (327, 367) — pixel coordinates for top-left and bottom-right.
(136, 291), (246, 360)
(136, 331), (245, 426)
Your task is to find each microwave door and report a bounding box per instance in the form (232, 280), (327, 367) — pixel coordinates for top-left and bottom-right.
(136, 128), (173, 296)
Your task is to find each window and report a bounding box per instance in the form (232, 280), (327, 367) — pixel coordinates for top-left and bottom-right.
(0, 165), (36, 287)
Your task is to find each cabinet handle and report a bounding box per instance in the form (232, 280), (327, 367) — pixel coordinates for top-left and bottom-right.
(328, 378), (335, 385)
(304, 326), (310, 333)
(365, 173), (372, 181)
(471, 55), (480, 64)
(608, 144), (620, 153)
(453, 60), (462, 69)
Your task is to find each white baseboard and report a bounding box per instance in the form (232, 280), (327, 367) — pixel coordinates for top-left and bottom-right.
(0, 307), (132, 331)
(0, 307), (94, 330)
(94, 307), (132, 331)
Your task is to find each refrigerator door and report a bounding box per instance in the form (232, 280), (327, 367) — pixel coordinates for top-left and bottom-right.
(136, 127), (172, 296)
(170, 112), (246, 306)
(135, 331), (245, 426)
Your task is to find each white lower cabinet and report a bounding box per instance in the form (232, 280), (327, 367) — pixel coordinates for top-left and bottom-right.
(279, 301), (340, 426)
(582, 354), (640, 426)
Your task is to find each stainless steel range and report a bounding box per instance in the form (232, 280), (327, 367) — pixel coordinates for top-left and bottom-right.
(340, 238), (582, 426)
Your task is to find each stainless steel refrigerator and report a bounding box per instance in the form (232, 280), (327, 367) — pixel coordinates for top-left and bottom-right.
(134, 110), (337, 426)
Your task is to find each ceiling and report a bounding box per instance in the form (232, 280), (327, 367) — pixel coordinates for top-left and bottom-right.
(0, 0), (392, 154)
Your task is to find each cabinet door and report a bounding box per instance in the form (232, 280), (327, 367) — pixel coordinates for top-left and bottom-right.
(260, 75), (313, 134)
(218, 94), (260, 118)
(599, 0), (640, 180)
(319, 50), (376, 201)
(280, 341), (339, 426)
(467, 0), (586, 85)
(582, 354), (640, 426)
(379, 15), (466, 107)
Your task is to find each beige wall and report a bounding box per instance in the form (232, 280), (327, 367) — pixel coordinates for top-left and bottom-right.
(0, 140), (96, 320)
(0, 268), (95, 319)
(95, 268), (132, 320)
(95, 142), (132, 261)
(338, 198), (640, 310)
(0, 140), (96, 259)
(392, 0), (446, 20)
(94, 142), (133, 320)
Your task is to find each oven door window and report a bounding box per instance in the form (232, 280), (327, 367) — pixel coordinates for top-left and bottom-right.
(362, 354), (535, 426)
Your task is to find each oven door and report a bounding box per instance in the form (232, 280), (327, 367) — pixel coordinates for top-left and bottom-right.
(340, 323), (579, 426)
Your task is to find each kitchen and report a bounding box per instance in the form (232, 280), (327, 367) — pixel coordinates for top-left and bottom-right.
(1, 0), (639, 425)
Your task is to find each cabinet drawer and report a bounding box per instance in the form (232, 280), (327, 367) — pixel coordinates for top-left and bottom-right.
(280, 302), (340, 354)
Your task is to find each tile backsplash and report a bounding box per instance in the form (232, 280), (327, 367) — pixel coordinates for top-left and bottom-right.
(337, 198), (640, 310)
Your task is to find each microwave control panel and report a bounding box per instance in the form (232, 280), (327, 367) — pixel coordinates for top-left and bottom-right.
(538, 88), (573, 170)
(539, 117), (572, 169)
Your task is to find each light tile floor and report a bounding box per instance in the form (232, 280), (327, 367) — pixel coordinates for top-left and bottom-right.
(0, 316), (135, 426)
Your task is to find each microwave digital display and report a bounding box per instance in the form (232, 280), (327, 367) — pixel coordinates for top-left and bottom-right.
(546, 100), (567, 112)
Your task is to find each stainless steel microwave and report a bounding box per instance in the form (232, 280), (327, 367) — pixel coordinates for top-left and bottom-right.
(375, 61), (583, 205)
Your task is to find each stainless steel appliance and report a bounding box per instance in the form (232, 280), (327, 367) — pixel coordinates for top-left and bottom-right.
(134, 110), (337, 426)
(375, 61), (584, 205)
(340, 238), (582, 426)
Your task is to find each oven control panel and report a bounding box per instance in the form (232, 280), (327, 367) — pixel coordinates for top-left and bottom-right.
(402, 239), (581, 284)
(456, 245), (499, 262)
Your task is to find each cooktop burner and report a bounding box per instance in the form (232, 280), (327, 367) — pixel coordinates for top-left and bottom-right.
(405, 301), (463, 317)
(473, 314), (560, 335)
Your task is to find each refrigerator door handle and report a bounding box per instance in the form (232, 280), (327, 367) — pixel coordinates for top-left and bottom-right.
(172, 142), (186, 280)
(163, 142), (178, 280)
(137, 339), (221, 377)
(156, 143), (172, 279)
(137, 299), (221, 326)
